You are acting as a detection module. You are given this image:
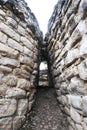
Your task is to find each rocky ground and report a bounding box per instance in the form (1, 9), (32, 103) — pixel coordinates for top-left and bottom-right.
(20, 87), (68, 130)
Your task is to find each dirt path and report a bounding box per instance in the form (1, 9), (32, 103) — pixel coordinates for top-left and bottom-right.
(20, 88), (68, 130)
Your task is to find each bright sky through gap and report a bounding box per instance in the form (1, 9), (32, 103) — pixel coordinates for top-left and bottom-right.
(25, 0), (58, 35)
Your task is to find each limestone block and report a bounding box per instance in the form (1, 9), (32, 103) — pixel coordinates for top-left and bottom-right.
(8, 38), (23, 52)
(67, 14), (77, 34)
(65, 49), (79, 65)
(60, 82), (69, 94)
(80, 35), (87, 57)
(74, 0), (82, 8)
(0, 23), (20, 42)
(57, 95), (68, 106)
(3, 75), (18, 87)
(0, 15), (4, 21)
(66, 95), (72, 105)
(32, 69), (38, 76)
(68, 77), (86, 95)
(78, 60), (87, 81)
(5, 88), (26, 98)
(0, 57), (20, 68)
(30, 74), (37, 88)
(53, 68), (61, 78)
(64, 106), (70, 116)
(82, 96), (87, 116)
(0, 84), (7, 97)
(17, 79), (31, 91)
(13, 68), (30, 79)
(6, 10), (19, 22)
(0, 42), (19, 58)
(33, 52), (38, 62)
(27, 34), (34, 44)
(0, 78), (3, 86)
(76, 124), (83, 130)
(21, 65), (32, 73)
(0, 31), (8, 44)
(13, 116), (26, 130)
(83, 118), (87, 130)
(68, 83), (82, 95)
(0, 9), (5, 16)
(19, 21), (27, 28)
(70, 107), (82, 124)
(39, 81), (49, 86)
(0, 117), (12, 130)
(68, 125), (73, 130)
(21, 36), (33, 50)
(6, 17), (17, 28)
(77, 20), (87, 35)
(65, 29), (82, 50)
(65, 0), (79, 21)
(26, 27), (33, 36)
(19, 55), (30, 65)
(23, 46), (34, 57)
(70, 77), (85, 87)
(68, 119), (75, 129)
(18, 25), (25, 36)
(68, 0), (81, 16)
(0, 99), (17, 117)
(56, 90), (61, 96)
(61, 66), (78, 81)
(19, 55), (33, 66)
(67, 115), (71, 122)
(0, 65), (12, 73)
(17, 99), (28, 116)
(0, 72), (4, 78)
(33, 62), (39, 69)
(70, 95), (82, 110)
(78, 0), (87, 20)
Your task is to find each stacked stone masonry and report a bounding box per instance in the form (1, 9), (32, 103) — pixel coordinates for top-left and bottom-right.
(46, 0), (87, 130)
(0, 0), (42, 130)
(1, 0), (87, 130)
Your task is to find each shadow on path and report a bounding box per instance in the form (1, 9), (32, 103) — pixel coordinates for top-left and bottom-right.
(20, 87), (68, 130)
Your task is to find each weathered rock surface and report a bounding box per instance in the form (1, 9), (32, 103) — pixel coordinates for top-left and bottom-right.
(0, 99), (17, 117)
(0, 0), (87, 130)
(46, 0), (87, 130)
(0, 0), (42, 129)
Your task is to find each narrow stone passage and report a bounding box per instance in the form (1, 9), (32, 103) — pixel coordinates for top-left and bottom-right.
(20, 88), (68, 130)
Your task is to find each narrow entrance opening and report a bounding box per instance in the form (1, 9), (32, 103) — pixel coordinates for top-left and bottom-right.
(38, 61), (49, 87)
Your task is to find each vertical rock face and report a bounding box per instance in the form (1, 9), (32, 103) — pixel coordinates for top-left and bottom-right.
(46, 0), (87, 130)
(0, 0), (42, 130)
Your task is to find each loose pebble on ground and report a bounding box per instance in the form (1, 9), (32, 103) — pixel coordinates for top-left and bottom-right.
(20, 87), (68, 130)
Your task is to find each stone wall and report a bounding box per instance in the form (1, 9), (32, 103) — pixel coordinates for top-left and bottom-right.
(0, 0), (42, 130)
(46, 0), (87, 130)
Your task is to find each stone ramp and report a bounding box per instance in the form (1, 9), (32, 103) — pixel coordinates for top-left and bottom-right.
(20, 88), (68, 130)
